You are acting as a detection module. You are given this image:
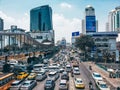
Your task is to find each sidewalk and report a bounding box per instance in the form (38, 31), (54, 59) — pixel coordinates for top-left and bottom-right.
(83, 62), (120, 89)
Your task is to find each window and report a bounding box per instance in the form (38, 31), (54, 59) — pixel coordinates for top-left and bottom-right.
(36, 36), (43, 39)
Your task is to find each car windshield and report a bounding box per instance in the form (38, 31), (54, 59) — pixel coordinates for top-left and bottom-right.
(100, 84), (108, 88)
(60, 83), (66, 86)
(37, 74), (42, 77)
(46, 80), (52, 84)
(77, 80), (82, 83)
(18, 74), (23, 75)
(23, 82), (30, 86)
(48, 74), (55, 77)
(95, 74), (101, 77)
(74, 69), (79, 71)
(11, 83), (19, 86)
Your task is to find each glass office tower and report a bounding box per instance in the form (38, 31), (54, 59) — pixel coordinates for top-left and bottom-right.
(0, 18), (4, 31)
(30, 5), (53, 32)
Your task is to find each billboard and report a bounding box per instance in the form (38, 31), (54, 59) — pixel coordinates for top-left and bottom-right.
(72, 31), (80, 36)
(86, 16), (96, 32)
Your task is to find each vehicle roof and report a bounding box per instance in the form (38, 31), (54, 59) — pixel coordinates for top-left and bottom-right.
(46, 79), (53, 82)
(60, 79), (67, 83)
(34, 64), (44, 66)
(19, 72), (26, 73)
(75, 78), (82, 81)
(97, 80), (106, 84)
(93, 72), (100, 75)
(66, 64), (71, 67)
(12, 80), (21, 84)
(62, 71), (67, 74)
(49, 71), (57, 74)
(74, 67), (79, 69)
(24, 80), (32, 83)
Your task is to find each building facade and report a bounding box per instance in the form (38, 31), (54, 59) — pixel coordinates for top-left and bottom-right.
(82, 5), (98, 34)
(87, 32), (118, 62)
(30, 5), (53, 32)
(0, 25), (25, 49)
(107, 6), (120, 32)
(30, 5), (54, 44)
(29, 30), (54, 44)
(0, 18), (4, 31)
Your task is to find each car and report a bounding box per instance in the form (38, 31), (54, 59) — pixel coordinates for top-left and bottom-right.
(59, 79), (69, 90)
(44, 80), (55, 90)
(96, 80), (110, 90)
(20, 80), (37, 90)
(59, 68), (64, 73)
(10, 80), (23, 90)
(16, 72), (28, 80)
(92, 72), (103, 81)
(61, 72), (69, 81)
(74, 78), (85, 89)
(36, 72), (47, 81)
(48, 71), (59, 81)
(27, 73), (37, 80)
(73, 67), (80, 75)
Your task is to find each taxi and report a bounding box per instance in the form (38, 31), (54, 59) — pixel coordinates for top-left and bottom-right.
(27, 73), (37, 80)
(16, 72), (28, 80)
(74, 78), (85, 89)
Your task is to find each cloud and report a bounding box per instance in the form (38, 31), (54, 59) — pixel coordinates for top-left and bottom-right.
(0, 11), (29, 31)
(53, 13), (81, 43)
(0, 11), (81, 43)
(60, 2), (72, 9)
(0, 11), (15, 23)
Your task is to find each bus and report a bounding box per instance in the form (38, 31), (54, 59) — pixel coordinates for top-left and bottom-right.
(0, 73), (14, 90)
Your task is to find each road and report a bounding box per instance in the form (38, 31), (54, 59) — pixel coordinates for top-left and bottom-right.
(33, 63), (98, 90)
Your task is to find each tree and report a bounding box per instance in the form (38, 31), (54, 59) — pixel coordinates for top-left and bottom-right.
(75, 35), (95, 61)
(75, 35), (95, 51)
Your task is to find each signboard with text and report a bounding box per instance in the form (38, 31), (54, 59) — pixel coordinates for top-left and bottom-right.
(86, 16), (96, 32)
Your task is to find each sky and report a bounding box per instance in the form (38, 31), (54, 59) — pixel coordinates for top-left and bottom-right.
(0, 0), (120, 43)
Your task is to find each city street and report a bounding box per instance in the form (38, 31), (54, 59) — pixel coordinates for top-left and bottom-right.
(33, 61), (99, 90)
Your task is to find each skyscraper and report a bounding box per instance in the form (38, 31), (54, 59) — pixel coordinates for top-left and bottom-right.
(82, 5), (98, 34)
(30, 5), (54, 44)
(0, 18), (4, 31)
(115, 6), (120, 32)
(30, 5), (53, 32)
(107, 6), (120, 32)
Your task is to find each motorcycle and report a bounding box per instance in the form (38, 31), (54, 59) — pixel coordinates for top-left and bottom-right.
(71, 72), (74, 77)
(89, 65), (92, 70)
(89, 81), (93, 90)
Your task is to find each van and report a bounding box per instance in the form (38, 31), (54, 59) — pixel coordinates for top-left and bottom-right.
(59, 80), (68, 90)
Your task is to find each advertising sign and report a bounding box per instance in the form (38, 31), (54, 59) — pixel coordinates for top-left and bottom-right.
(86, 16), (96, 32)
(72, 31), (80, 36)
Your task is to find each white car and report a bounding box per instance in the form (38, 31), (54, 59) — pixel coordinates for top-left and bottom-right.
(92, 72), (103, 81)
(10, 80), (23, 90)
(20, 80), (37, 90)
(48, 71), (59, 81)
(73, 67), (80, 75)
(96, 80), (110, 90)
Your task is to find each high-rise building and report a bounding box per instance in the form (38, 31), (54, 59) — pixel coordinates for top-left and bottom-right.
(30, 5), (54, 45)
(0, 18), (4, 31)
(106, 22), (109, 32)
(30, 5), (53, 32)
(82, 5), (98, 34)
(115, 6), (120, 32)
(107, 6), (120, 32)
